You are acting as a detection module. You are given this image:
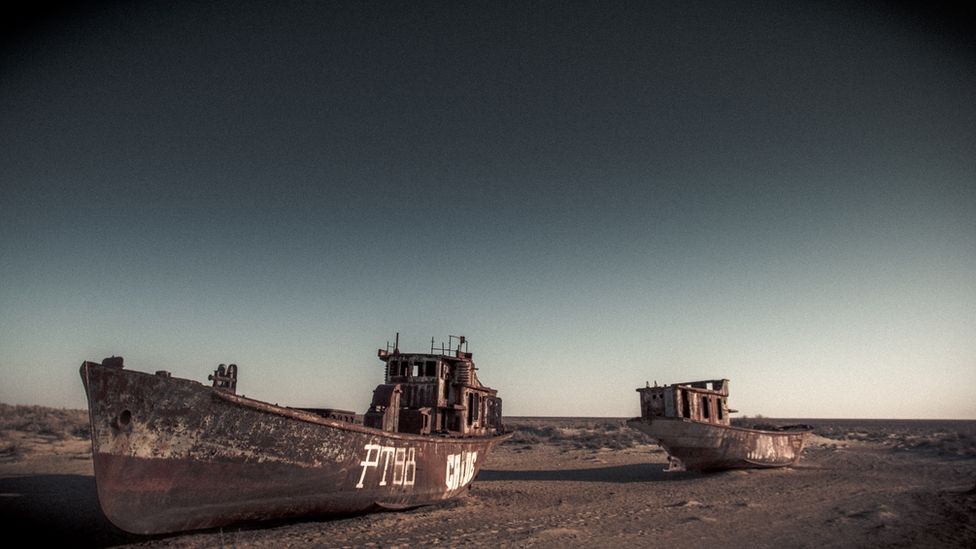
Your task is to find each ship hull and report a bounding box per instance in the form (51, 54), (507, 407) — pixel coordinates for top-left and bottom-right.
(80, 362), (509, 534)
(627, 417), (810, 471)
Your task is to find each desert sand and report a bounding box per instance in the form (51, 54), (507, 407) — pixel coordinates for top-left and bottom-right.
(1, 408), (974, 548)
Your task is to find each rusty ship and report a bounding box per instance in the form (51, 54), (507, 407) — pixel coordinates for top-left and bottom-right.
(626, 379), (811, 471)
(80, 335), (509, 535)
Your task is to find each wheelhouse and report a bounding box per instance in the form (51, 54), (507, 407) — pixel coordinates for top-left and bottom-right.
(365, 335), (503, 436)
(637, 379), (732, 426)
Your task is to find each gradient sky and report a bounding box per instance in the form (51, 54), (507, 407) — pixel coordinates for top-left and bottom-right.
(2, 1), (974, 418)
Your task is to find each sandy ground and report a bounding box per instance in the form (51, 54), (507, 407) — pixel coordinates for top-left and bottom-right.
(1, 417), (974, 548)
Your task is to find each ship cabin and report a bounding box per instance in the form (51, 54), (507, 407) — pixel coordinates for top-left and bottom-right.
(637, 379), (732, 426)
(365, 336), (503, 437)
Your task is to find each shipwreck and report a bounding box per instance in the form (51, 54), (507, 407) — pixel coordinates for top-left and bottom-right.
(80, 335), (509, 535)
(627, 379), (811, 471)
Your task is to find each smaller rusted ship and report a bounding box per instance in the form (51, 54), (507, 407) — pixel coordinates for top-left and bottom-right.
(80, 335), (509, 534)
(627, 379), (811, 471)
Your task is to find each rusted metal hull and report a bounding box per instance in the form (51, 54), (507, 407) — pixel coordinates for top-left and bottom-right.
(627, 417), (810, 471)
(80, 362), (509, 534)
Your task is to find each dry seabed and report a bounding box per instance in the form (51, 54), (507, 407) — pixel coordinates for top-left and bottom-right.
(2, 413), (974, 548)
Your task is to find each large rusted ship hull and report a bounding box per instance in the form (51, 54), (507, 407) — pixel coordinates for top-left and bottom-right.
(627, 417), (810, 471)
(80, 362), (509, 534)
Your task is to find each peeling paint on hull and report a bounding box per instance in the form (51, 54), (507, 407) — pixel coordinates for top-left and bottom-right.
(627, 417), (810, 471)
(80, 362), (509, 534)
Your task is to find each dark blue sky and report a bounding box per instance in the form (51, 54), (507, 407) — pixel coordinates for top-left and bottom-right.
(2, 1), (974, 417)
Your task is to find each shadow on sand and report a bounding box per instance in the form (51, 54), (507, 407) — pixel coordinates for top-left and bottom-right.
(477, 462), (702, 483)
(0, 474), (140, 547)
(0, 474), (418, 545)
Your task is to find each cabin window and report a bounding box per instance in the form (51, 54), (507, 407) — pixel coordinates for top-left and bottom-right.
(425, 360), (436, 376)
(466, 392), (475, 426)
(702, 396), (710, 419)
(717, 398), (724, 420)
(680, 390), (690, 418)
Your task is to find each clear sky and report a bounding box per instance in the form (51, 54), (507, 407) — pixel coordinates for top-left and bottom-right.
(2, 1), (974, 418)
